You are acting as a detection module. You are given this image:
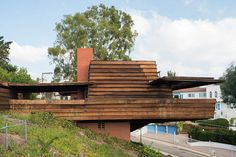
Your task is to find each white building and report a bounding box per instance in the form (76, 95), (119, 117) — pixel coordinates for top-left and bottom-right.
(173, 85), (236, 126)
(173, 87), (207, 99)
(205, 84), (222, 102)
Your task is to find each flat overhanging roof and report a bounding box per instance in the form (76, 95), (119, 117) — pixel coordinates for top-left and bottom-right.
(1, 82), (93, 93)
(150, 76), (223, 90)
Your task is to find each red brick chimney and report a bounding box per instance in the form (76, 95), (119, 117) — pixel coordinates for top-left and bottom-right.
(77, 48), (93, 82)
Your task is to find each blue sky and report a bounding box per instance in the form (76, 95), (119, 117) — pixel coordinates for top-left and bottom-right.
(1, 0), (236, 80)
(1, 0), (236, 46)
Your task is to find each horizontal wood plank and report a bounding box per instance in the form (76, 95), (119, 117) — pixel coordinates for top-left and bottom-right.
(9, 98), (216, 121)
(91, 60), (156, 65)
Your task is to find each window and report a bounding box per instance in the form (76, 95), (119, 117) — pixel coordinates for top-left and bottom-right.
(98, 121), (105, 130)
(199, 92), (206, 98)
(174, 95), (179, 99)
(215, 91), (218, 98)
(216, 103), (221, 110)
(210, 91), (212, 98)
(188, 93), (195, 98)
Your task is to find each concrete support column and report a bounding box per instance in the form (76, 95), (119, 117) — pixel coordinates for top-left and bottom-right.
(77, 121), (131, 141)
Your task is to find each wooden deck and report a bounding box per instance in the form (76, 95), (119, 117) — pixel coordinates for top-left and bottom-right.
(9, 98), (216, 121)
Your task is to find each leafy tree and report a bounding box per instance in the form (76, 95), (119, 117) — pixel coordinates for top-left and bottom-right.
(48, 4), (138, 81)
(0, 62), (17, 72)
(221, 63), (236, 107)
(0, 67), (10, 82)
(0, 36), (12, 64)
(0, 36), (35, 83)
(0, 36), (17, 72)
(10, 68), (35, 83)
(0, 67), (35, 83)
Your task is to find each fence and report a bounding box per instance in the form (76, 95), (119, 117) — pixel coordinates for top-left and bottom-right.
(131, 126), (236, 157)
(0, 120), (27, 150)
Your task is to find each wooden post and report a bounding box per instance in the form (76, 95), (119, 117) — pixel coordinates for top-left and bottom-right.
(173, 131), (176, 144)
(24, 120), (27, 141)
(5, 123), (8, 150)
(155, 125), (158, 134)
(140, 128), (142, 143)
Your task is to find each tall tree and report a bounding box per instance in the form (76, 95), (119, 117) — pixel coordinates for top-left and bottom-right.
(10, 68), (35, 84)
(48, 4), (138, 81)
(0, 36), (11, 64)
(221, 63), (236, 107)
(0, 36), (35, 83)
(0, 36), (17, 72)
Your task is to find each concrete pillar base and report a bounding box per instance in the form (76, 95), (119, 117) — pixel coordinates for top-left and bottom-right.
(77, 121), (130, 141)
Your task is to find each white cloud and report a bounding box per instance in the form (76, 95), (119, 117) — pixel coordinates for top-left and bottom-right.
(130, 11), (236, 78)
(10, 41), (47, 63)
(131, 12), (151, 35)
(9, 42), (54, 80)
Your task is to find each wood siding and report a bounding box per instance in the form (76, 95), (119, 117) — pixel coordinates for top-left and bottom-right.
(0, 87), (11, 110)
(0, 60), (217, 121)
(9, 98), (216, 121)
(88, 61), (172, 98)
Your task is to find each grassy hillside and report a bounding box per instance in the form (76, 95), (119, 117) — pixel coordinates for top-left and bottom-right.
(0, 112), (163, 157)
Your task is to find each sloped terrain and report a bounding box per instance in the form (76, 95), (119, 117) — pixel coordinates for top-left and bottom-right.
(0, 112), (163, 157)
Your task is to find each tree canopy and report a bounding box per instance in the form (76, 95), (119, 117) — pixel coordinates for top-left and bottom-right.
(0, 36), (12, 64)
(0, 36), (35, 84)
(0, 36), (17, 72)
(48, 4), (138, 81)
(221, 63), (236, 107)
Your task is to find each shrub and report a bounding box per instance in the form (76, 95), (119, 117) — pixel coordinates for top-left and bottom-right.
(176, 121), (184, 133)
(197, 118), (229, 128)
(230, 117), (236, 126)
(188, 126), (236, 145)
(28, 112), (55, 127)
(58, 119), (76, 130)
(28, 112), (77, 130)
(127, 142), (162, 157)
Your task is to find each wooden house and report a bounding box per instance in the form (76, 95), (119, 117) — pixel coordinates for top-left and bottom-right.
(0, 48), (221, 140)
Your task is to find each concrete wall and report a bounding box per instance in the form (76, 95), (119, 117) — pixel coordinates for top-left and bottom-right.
(131, 126), (148, 136)
(206, 84), (222, 102)
(214, 102), (236, 122)
(77, 121), (131, 141)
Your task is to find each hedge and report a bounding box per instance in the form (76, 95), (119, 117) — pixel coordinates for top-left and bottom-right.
(188, 127), (236, 145)
(196, 118), (229, 128)
(230, 117), (236, 126)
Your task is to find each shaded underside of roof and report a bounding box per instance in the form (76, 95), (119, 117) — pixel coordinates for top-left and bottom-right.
(150, 76), (223, 90)
(3, 82), (92, 93)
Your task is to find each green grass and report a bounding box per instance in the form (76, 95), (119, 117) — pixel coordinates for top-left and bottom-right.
(0, 112), (163, 157)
